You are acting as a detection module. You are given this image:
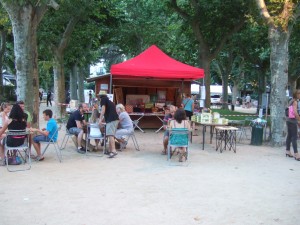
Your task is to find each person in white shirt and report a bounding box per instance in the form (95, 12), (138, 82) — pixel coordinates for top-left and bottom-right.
(245, 94), (251, 108)
(115, 104), (133, 149)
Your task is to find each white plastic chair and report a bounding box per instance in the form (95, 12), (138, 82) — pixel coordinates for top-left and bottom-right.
(41, 125), (62, 162)
(4, 130), (31, 172)
(85, 123), (106, 156)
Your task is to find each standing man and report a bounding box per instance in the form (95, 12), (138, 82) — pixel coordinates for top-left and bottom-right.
(47, 90), (52, 107)
(89, 90), (93, 107)
(39, 91), (43, 104)
(66, 103), (89, 153)
(30, 109), (58, 161)
(98, 90), (119, 158)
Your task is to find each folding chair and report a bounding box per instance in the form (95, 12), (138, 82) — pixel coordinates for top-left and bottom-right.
(41, 125), (62, 162)
(119, 124), (140, 152)
(230, 120), (247, 143)
(85, 123), (106, 156)
(243, 117), (254, 139)
(60, 127), (75, 150)
(4, 130), (31, 172)
(167, 128), (190, 165)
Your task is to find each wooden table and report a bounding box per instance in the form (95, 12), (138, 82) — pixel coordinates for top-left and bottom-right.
(192, 121), (229, 150)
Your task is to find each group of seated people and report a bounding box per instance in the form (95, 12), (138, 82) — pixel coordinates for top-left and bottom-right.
(66, 91), (133, 158)
(66, 91), (192, 161)
(0, 92), (192, 165)
(0, 100), (57, 165)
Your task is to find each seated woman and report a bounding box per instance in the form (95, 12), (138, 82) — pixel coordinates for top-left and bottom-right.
(169, 108), (191, 162)
(162, 105), (177, 155)
(0, 104), (27, 165)
(115, 104), (133, 149)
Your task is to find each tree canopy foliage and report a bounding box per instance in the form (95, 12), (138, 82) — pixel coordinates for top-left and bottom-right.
(0, 0), (300, 145)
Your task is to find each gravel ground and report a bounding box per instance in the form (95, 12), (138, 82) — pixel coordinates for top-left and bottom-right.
(0, 103), (299, 225)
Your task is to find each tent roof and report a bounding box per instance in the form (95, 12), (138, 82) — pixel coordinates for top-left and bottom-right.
(110, 45), (205, 80)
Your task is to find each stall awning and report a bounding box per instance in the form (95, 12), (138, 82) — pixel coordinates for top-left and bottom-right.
(110, 45), (205, 80)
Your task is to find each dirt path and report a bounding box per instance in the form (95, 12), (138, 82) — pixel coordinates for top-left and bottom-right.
(0, 103), (299, 225)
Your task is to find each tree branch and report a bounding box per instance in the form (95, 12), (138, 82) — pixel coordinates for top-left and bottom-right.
(0, 30), (6, 57)
(190, 0), (201, 18)
(211, 19), (245, 59)
(293, 3), (300, 20)
(170, 0), (190, 20)
(36, 0), (59, 24)
(279, 0), (295, 31)
(58, 16), (80, 53)
(255, 0), (274, 26)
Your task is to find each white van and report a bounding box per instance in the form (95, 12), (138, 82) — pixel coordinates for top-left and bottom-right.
(191, 84), (231, 103)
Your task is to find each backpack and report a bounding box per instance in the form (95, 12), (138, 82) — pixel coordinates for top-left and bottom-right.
(286, 101), (295, 118)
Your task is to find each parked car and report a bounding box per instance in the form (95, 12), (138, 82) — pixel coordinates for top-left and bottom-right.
(211, 94), (221, 103)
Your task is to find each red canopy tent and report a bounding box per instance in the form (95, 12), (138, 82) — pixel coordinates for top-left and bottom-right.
(110, 45), (205, 80)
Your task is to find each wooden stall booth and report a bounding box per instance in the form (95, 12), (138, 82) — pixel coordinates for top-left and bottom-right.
(87, 45), (205, 129)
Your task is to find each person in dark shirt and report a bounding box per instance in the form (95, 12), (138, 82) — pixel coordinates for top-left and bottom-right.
(47, 90), (52, 107)
(66, 103), (89, 153)
(89, 90), (93, 107)
(98, 91), (119, 158)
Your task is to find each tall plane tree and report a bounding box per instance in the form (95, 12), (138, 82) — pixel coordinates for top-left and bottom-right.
(255, 0), (300, 146)
(170, 0), (249, 107)
(0, 0), (59, 126)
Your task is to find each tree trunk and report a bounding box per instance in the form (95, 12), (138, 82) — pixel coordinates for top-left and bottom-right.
(7, 5), (39, 127)
(268, 27), (290, 146)
(288, 77), (297, 95)
(70, 64), (78, 100)
(53, 52), (66, 118)
(200, 56), (211, 108)
(0, 1), (57, 127)
(0, 30), (6, 96)
(77, 67), (84, 103)
(221, 75), (229, 109)
(256, 68), (265, 114)
(232, 81), (239, 105)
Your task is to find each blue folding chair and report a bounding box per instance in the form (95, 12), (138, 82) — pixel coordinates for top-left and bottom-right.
(167, 128), (190, 165)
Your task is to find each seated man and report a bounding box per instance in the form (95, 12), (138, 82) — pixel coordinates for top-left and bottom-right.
(162, 105), (177, 155)
(66, 103), (89, 154)
(30, 109), (58, 161)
